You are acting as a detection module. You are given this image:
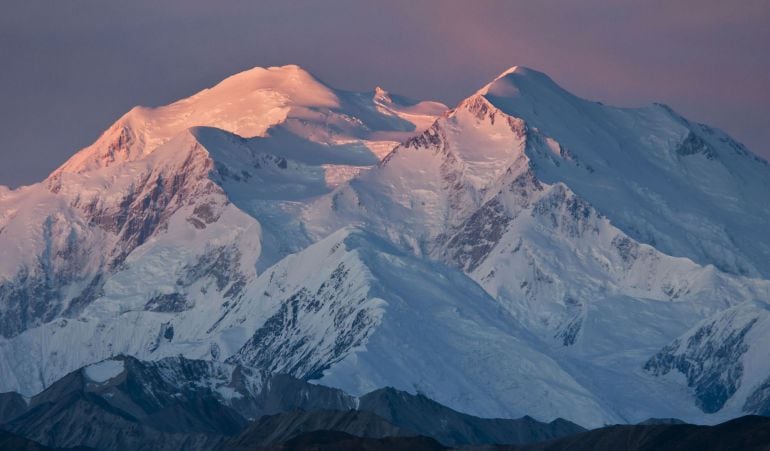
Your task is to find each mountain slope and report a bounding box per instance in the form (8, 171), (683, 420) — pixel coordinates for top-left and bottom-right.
(477, 67), (770, 279)
(0, 224), (614, 425)
(224, 227), (616, 426)
(225, 393), (585, 449)
(0, 66), (447, 395)
(0, 392), (26, 424)
(645, 300), (770, 418)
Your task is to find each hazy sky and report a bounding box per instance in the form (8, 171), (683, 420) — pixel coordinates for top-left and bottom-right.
(1, 0), (769, 187)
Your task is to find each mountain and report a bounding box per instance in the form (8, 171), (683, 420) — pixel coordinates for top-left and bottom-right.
(221, 380), (586, 448)
(0, 65), (446, 395)
(0, 355), (583, 450)
(222, 410), (408, 449)
(0, 430), (57, 451)
(1, 64), (770, 431)
(504, 415), (770, 451)
(227, 416), (770, 451)
(52, 65), (445, 176)
(357, 388), (585, 447)
(302, 66), (770, 424)
(474, 67), (770, 279)
(0, 64), (445, 347)
(2, 218), (617, 423)
(249, 430), (447, 451)
(229, 227), (616, 424)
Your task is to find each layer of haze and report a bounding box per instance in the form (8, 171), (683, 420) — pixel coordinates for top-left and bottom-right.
(1, 0), (769, 187)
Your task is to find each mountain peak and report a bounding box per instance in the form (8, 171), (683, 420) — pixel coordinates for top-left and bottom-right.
(219, 64), (323, 87)
(495, 65), (529, 78)
(477, 65), (562, 100)
(495, 65), (556, 83)
(463, 65), (584, 126)
(373, 86), (392, 103)
(196, 64), (338, 109)
(222, 63), (312, 78)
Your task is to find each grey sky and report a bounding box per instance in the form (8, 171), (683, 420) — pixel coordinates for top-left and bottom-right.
(1, 0), (768, 187)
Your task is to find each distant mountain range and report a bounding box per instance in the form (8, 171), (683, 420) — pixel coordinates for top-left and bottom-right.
(1, 63), (770, 449)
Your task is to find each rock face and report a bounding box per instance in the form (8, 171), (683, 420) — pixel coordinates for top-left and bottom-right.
(645, 309), (758, 413)
(225, 260), (382, 380)
(645, 300), (770, 418)
(247, 430), (447, 451)
(2, 64), (770, 429)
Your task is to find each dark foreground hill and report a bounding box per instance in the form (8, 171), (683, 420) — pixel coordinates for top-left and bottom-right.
(486, 415), (770, 451)
(0, 355), (582, 450)
(254, 430), (447, 451)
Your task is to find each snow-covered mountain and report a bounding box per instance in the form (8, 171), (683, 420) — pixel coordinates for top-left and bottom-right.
(0, 65), (446, 341)
(1, 64), (769, 429)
